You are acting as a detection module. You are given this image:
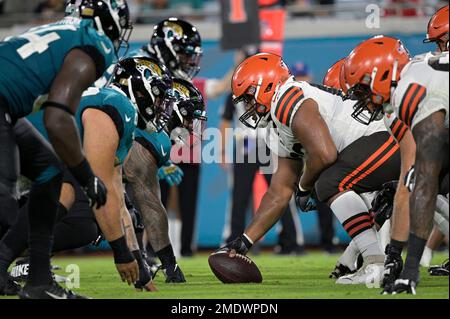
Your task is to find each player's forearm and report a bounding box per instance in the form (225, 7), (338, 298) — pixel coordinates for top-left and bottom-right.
(121, 206), (140, 252)
(300, 157), (331, 190)
(245, 189), (292, 242)
(391, 184), (410, 241)
(124, 142), (171, 251)
(93, 182), (123, 241)
(129, 180), (171, 251)
(44, 108), (85, 167)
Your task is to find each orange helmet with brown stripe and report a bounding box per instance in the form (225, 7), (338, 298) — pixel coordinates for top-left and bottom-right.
(232, 53), (291, 128)
(424, 5), (449, 52)
(323, 58), (345, 89)
(341, 35), (411, 125)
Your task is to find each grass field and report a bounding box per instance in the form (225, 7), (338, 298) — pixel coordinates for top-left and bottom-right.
(1, 251), (448, 299)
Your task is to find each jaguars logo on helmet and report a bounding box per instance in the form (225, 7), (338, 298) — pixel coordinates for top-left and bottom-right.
(149, 18), (203, 80)
(109, 56), (173, 132)
(66, 0), (133, 54)
(168, 77), (207, 146)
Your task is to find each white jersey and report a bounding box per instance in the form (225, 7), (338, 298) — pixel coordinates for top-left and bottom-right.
(383, 111), (409, 143)
(265, 78), (386, 159)
(391, 51), (449, 130)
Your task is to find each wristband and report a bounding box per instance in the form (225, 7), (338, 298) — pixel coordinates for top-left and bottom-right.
(68, 158), (94, 188)
(297, 184), (311, 197)
(109, 236), (135, 264)
(242, 234), (253, 249)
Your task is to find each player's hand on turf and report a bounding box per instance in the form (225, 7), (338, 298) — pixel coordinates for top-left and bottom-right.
(134, 255), (158, 292)
(216, 235), (252, 257)
(85, 175), (108, 209)
(116, 260), (139, 285)
(157, 161), (184, 186)
(294, 186), (317, 212)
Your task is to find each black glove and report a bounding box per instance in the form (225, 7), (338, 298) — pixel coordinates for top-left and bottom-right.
(371, 180), (398, 227)
(69, 158), (107, 209)
(294, 184), (317, 212)
(404, 165), (415, 192)
(133, 251), (154, 290)
(84, 175), (108, 209)
(217, 235), (253, 256)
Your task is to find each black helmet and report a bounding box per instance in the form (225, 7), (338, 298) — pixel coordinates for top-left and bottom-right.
(66, 0), (133, 54)
(168, 77), (207, 145)
(149, 18), (203, 80)
(109, 56), (173, 131)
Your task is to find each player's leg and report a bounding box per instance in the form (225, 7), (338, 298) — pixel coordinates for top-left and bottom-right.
(10, 119), (68, 298)
(177, 163), (200, 256)
(0, 103), (21, 295)
(277, 198), (305, 255)
(316, 131), (400, 285)
(393, 112), (447, 294)
(225, 162), (259, 243)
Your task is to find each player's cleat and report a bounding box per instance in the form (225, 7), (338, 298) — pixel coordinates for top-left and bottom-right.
(429, 259), (449, 276)
(0, 272), (21, 296)
(9, 258), (64, 283)
(389, 278), (417, 295)
(381, 244), (403, 289)
(329, 263), (356, 279)
(18, 281), (89, 299)
(336, 263), (384, 286)
(162, 264), (186, 283)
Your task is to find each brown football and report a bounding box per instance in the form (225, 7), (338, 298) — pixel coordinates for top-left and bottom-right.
(208, 251), (263, 284)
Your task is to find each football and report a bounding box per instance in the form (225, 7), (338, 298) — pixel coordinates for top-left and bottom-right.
(208, 251), (263, 284)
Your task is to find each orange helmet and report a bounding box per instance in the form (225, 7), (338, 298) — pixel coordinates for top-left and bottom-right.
(341, 35), (411, 124)
(323, 58), (345, 89)
(424, 5), (449, 52)
(232, 52), (291, 128)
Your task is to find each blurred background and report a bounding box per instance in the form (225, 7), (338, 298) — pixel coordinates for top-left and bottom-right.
(0, 0), (447, 255)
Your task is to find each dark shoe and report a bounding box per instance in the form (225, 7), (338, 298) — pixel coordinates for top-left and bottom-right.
(10, 258), (65, 283)
(18, 281), (89, 299)
(429, 259), (449, 276)
(0, 272), (20, 296)
(329, 263), (356, 279)
(386, 278), (417, 295)
(162, 264), (186, 283)
(381, 244), (403, 290)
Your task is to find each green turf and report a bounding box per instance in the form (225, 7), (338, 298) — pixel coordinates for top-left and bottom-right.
(1, 251), (448, 299)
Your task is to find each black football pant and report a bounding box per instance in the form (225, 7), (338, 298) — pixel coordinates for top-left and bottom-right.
(160, 163), (200, 256)
(0, 170), (98, 263)
(0, 104), (63, 286)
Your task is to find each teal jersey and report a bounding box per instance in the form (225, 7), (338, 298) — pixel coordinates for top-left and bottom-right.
(95, 45), (172, 167)
(27, 86), (137, 166)
(134, 129), (172, 167)
(0, 17), (115, 119)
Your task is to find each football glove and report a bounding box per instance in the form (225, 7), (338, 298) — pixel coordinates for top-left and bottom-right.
(294, 184), (317, 212)
(216, 235), (253, 256)
(371, 180), (398, 227)
(84, 176), (108, 209)
(158, 161), (184, 187)
(404, 165), (415, 192)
